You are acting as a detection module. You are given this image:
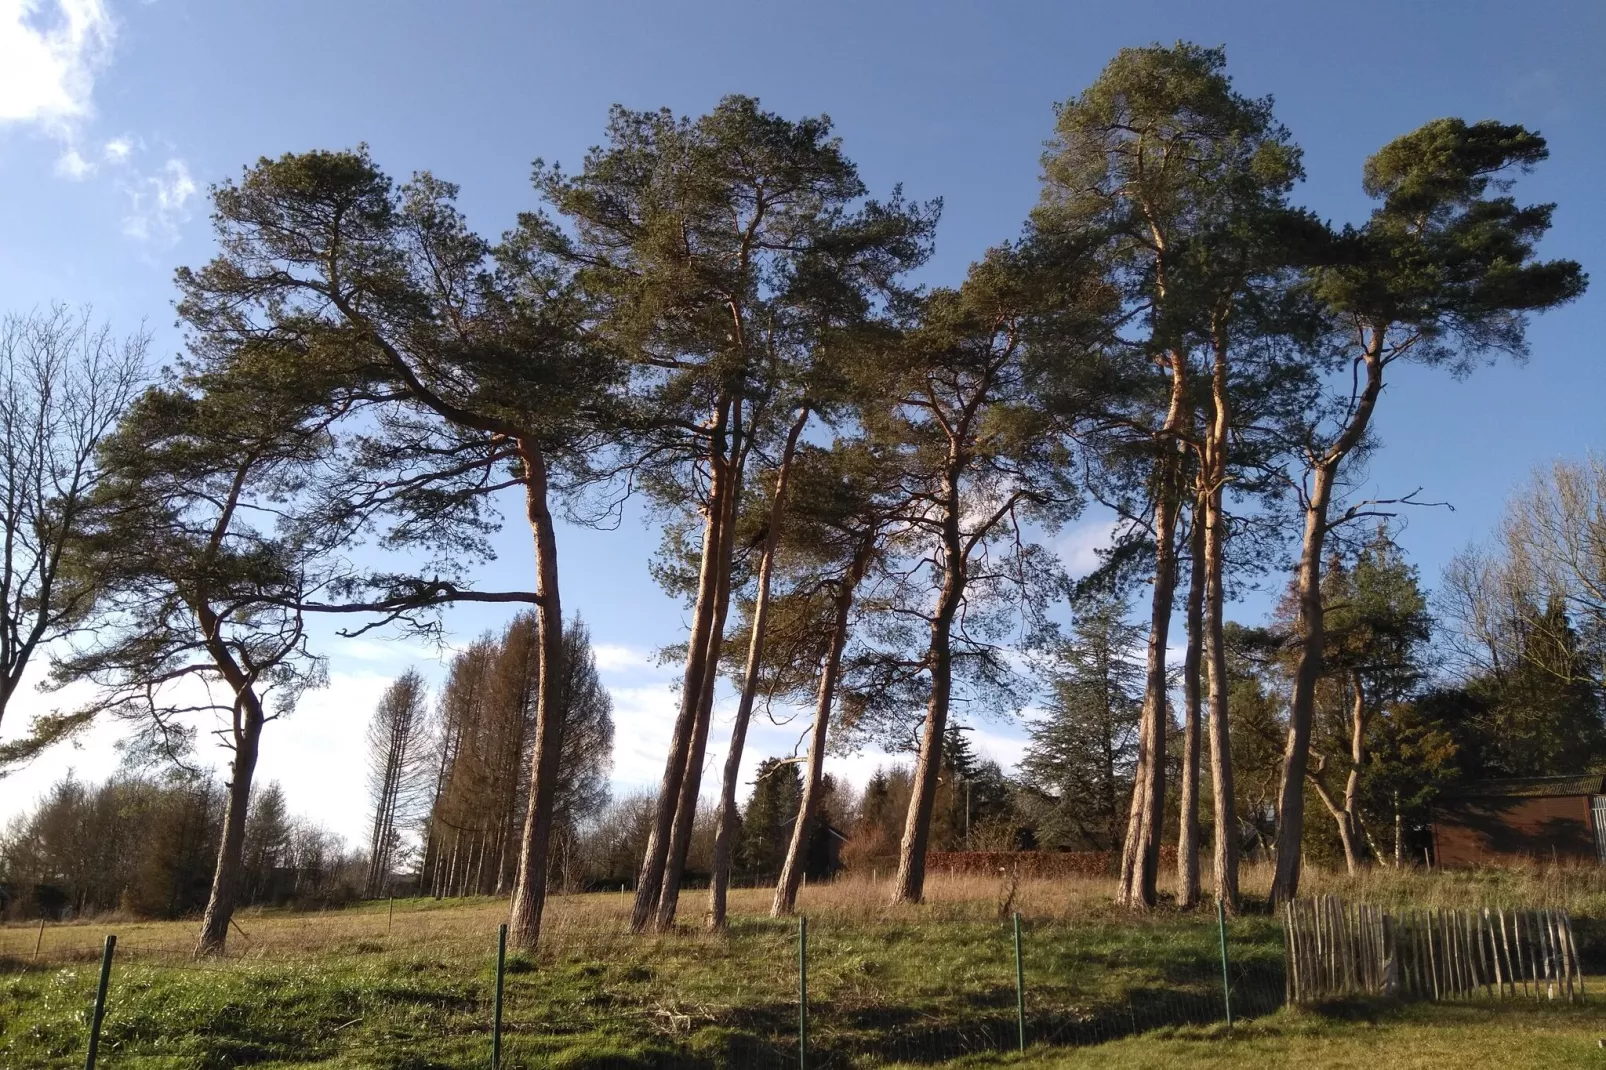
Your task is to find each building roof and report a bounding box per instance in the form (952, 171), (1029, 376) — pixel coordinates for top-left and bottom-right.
(1443, 773), (1606, 800)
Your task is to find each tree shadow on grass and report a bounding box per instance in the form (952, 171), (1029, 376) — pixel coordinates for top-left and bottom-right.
(508, 970), (1291, 1069)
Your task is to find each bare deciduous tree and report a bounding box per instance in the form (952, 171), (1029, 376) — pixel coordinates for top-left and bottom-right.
(0, 306), (145, 747)
(1502, 453), (1606, 643)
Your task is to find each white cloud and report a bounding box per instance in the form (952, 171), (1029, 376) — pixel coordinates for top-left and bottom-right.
(255, 670), (394, 844)
(119, 156), (195, 243)
(0, 0), (114, 131)
(1056, 518), (1120, 578)
(0, 666), (398, 847)
(1, 3), (196, 246)
(52, 142), (89, 176)
(592, 643), (657, 674)
(605, 682), (683, 787)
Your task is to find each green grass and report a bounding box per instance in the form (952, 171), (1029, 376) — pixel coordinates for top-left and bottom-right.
(0, 873), (1599, 1068)
(920, 1000), (1606, 1069)
(0, 907), (1274, 1067)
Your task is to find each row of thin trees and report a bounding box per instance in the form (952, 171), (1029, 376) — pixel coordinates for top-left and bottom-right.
(358, 615), (614, 900)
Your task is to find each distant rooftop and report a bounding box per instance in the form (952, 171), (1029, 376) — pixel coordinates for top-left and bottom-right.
(1444, 773), (1606, 799)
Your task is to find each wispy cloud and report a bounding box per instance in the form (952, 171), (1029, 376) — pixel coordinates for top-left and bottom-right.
(1056, 518), (1119, 578)
(2, 2), (195, 246)
(117, 155), (194, 242)
(53, 142), (90, 176)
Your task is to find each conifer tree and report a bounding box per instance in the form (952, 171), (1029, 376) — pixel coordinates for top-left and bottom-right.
(530, 95), (936, 931)
(1020, 594), (1145, 850)
(364, 670), (432, 897)
(1269, 119), (1586, 903)
(172, 148), (607, 949)
(1035, 42), (1308, 908)
(739, 758), (803, 883)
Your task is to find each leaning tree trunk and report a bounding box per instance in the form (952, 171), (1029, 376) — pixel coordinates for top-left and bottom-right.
(709, 407), (808, 929)
(892, 481), (965, 906)
(1175, 491), (1206, 909)
(1309, 762), (1361, 876)
(773, 541), (867, 916)
(656, 446), (741, 931)
(1115, 456), (1184, 909)
(1270, 463), (1334, 903)
(1270, 340), (1383, 906)
(1316, 675), (1370, 876)
(631, 400), (734, 932)
(196, 695), (265, 956)
(507, 441), (566, 950)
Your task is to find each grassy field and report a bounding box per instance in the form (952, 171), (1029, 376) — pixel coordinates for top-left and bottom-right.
(903, 1001), (1606, 1069)
(1, 865), (1601, 1068)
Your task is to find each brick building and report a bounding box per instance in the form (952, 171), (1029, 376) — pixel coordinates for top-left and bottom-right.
(1430, 773), (1606, 865)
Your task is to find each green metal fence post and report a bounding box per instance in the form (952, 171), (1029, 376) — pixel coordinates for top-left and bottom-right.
(83, 933), (115, 1070)
(492, 923), (507, 1070)
(1217, 899), (1233, 1029)
(798, 915), (808, 1070)
(1013, 912), (1026, 1052)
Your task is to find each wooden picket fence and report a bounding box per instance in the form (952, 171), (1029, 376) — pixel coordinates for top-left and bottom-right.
(1283, 896), (1584, 1005)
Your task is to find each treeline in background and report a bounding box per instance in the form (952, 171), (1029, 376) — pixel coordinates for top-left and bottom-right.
(6, 494), (1599, 919)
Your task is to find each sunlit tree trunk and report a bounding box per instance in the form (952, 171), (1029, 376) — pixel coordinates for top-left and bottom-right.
(196, 695), (263, 956)
(1175, 491), (1206, 909)
(709, 407), (808, 929)
(773, 537), (868, 916)
(1202, 330), (1240, 912)
(1116, 347), (1189, 910)
(632, 398), (734, 932)
(892, 466), (964, 905)
(1270, 340), (1383, 905)
(507, 441), (566, 949)
(657, 418), (743, 930)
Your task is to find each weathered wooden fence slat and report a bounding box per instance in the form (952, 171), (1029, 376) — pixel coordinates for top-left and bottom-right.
(1283, 898), (1581, 1006)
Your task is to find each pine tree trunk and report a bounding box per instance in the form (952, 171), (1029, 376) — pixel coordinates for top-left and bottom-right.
(656, 461), (739, 930)
(1116, 344), (1189, 911)
(773, 540), (865, 916)
(1203, 336), (1240, 913)
(1270, 338), (1384, 906)
(196, 696), (264, 956)
(1271, 463), (1334, 904)
(507, 440), (566, 950)
(709, 407), (808, 929)
(1116, 458), (1183, 909)
(632, 398), (734, 932)
(1341, 675), (1368, 875)
(1203, 481), (1240, 910)
(893, 471), (964, 906)
(1176, 491), (1206, 909)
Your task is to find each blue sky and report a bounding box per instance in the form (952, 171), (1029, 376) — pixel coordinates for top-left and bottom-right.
(0, 0), (1601, 844)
